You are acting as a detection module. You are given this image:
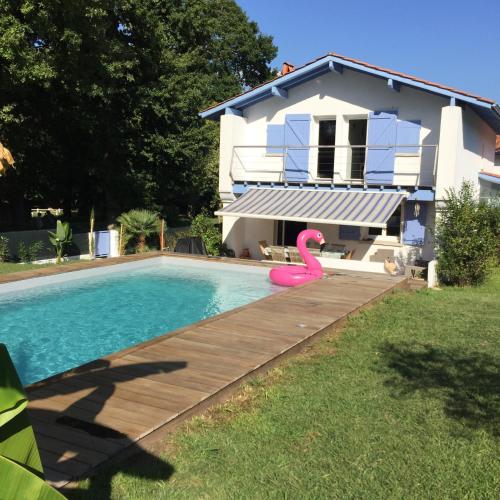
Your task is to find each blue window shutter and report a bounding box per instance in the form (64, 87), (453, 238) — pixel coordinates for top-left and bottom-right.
(396, 120), (421, 154)
(365, 111), (397, 185)
(339, 225), (360, 241)
(266, 124), (284, 154)
(284, 114), (311, 182)
(403, 201), (427, 245)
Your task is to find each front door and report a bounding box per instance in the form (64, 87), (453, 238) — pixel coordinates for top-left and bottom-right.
(276, 220), (307, 246)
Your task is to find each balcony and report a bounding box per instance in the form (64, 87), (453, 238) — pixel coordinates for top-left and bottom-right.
(230, 144), (438, 188)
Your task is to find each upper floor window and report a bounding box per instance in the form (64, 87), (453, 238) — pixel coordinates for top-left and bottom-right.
(348, 119), (367, 180)
(317, 120), (336, 179)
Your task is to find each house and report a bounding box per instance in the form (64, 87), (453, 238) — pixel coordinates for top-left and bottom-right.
(201, 52), (500, 273)
(479, 135), (500, 200)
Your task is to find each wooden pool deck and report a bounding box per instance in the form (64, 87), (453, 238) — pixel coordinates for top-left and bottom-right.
(4, 254), (409, 487)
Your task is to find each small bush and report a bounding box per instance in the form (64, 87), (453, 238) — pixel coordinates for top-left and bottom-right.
(0, 236), (9, 262)
(190, 214), (222, 256)
(18, 240), (44, 263)
(436, 182), (497, 286)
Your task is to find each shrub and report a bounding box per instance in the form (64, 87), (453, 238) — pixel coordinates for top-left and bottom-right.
(117, 209), (159, 253)
(481, 197), (500, 264)
(0, 236), (9, 262)
(17, 241), (44, 263)
(435, 181), (497, 286)
(190, 214), (222, 256)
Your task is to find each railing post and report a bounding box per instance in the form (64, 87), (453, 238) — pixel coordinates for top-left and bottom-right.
(283, 146), (288, 183)
(432, 144), (439, 187)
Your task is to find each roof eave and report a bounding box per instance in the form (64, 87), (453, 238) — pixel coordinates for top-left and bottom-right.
(199, 54), (499, 127)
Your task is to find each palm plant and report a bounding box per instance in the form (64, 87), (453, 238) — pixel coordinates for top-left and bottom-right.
(48, 220), (72, 264)
(116, 209), (159, 252)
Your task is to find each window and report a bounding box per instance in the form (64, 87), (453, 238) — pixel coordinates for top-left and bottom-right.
(348, 119), (367, 180)
(368, 227), (383, 236)
(387, 205), (401, 236)
(367, 205), (401, 239)
(317, 120), (336, 179)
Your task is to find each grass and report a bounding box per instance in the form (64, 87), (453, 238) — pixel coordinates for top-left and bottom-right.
(0, 260), (89, 275)
(0, 262), (53, 275)
(70, 272), (500, 499)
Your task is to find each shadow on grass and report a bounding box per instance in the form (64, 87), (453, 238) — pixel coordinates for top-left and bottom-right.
(27, 358), (187, 499)
(379, 342), (500, 436)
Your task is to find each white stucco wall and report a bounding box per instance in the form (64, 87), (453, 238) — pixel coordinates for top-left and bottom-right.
(225, 69), (446, 187)
(221, 215), (274, 259)
(435, 105), (496, 199)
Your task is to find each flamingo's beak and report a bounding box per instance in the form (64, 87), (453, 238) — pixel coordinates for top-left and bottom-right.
(319, 238), (326, 245)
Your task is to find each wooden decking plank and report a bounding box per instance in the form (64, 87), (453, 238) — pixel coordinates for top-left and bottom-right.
(44, 466), (73, 489)
(29, 397), (151, 438)
(58, 370), (210, 407)
(39, 449), (91, 478)
(167, 329), (284, 356)
(30, 386), (177, 427)
(121, 350), (252, 378)
(30, 418), (126, 455)
(164, 337), (272, 363)
(108, 357), (234, 392)
(180, 328), (294, 356)
(36, 434), (109, 467)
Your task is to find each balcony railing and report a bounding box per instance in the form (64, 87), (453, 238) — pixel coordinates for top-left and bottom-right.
(230, 144), (438, 187)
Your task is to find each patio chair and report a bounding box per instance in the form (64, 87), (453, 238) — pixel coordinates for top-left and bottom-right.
(269, 246), (287, 262)
(344, 249), (355, 260)
(258, 240), (271, 260)
(287, 247), (304, 264)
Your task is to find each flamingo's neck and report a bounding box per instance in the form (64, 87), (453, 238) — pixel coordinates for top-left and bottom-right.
(297, 233), (322, 272)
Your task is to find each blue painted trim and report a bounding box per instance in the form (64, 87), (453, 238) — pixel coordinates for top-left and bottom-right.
(233, 184), (247, 194)
(199, 54), (499, 129)
(271, 86), (288, 99)
(387, 78), (400, 92)
(231, 182), (435, 200)
(225, 107), (242, 116)
(328, 61), (343, 74)
(449, 97), (456, 106)
(479, 172), (500, 185)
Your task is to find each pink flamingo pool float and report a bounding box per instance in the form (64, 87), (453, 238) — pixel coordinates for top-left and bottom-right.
(269, 229), (326, 287)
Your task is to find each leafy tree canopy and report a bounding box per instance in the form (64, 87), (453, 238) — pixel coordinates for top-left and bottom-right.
(0, 0), (277, 227)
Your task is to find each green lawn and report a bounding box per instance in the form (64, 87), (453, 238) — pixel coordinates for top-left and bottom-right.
(0, 262), (53, 275)
(0, 260), (88, 275)
(70, 272), (500, 499)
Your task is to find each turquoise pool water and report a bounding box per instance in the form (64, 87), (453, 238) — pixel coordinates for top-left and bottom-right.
(0, 259), (278, 385)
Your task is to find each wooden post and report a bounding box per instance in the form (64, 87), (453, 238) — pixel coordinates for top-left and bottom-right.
(160, 219), (165, 251)
(119, 224), (124, 256)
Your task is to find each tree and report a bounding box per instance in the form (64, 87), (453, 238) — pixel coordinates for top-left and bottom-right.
(0, 1), (277, 227)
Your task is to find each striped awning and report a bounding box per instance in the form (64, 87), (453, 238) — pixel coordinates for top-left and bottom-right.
(215, 188), (407, 228)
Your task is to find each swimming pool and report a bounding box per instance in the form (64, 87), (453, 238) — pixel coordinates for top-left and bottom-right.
(0, 257), (279, 385)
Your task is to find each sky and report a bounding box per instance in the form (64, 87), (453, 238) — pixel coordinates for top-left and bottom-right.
(237, 0), (500, 103)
